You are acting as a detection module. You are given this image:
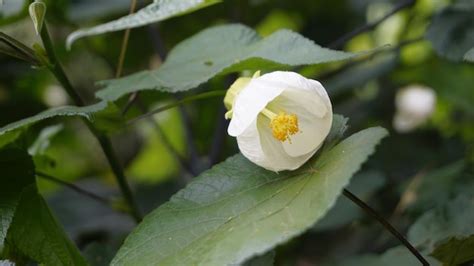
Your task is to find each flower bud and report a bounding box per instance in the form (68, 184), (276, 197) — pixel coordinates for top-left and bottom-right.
(29, 0), (46, 35)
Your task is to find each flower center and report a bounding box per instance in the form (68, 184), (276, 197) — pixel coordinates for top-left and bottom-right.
(261, 108), (299, 142)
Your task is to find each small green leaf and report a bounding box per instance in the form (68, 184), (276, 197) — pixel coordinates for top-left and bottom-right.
(0, 148), (35, 253)
(0, 101), (108, 145)
(6, 185), (88, 265)
(96, 24), (365, 101)
(28, 124), (63, 156)
(408, 195), (474, 265)
(66, 0), (221, 48)
(0, 148), (87, 265)
(334, 246), (440, 266)
(426, 1), (474, 62)
(464, 47), (474, 62)
(111, 123), (388, 265)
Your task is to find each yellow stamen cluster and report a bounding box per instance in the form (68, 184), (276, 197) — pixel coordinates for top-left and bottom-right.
(269, 112), (299, 142)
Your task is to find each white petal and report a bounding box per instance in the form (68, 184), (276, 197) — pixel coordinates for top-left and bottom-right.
(228, 76), (285, 137)
(258, 71), (331, 108)
(239, 116), (315, 172)
(282, 111), (332, 157)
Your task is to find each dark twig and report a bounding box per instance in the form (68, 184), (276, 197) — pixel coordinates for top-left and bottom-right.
(328, 0), (416, 49)
(343, 189), (429, 266)
(318, 37), (423, 82)
(36, 171), (111, 207)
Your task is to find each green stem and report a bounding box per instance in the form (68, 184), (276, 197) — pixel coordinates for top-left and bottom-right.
(39, 22), (142, 223)
(128, 90), (226, 125)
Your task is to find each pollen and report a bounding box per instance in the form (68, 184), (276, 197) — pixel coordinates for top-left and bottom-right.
(270, 112), (299, 142)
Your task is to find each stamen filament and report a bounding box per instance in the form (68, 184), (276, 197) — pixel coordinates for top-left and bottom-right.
(261, 108), (299, 142)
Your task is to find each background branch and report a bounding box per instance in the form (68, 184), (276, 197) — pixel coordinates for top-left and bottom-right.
(328, 0), (416, 49)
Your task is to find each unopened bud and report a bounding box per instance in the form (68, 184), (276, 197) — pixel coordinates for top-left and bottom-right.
(29, 0), (47, 35)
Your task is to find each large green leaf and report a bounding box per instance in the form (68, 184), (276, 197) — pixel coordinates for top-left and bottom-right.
(111, 126), (388, 265)
(0, 149), (35, 253)
(408, 195), (474, 265)
(426, 0), (474, 62)
(66, 0), (221, 48)
(96, 24), (363, 101)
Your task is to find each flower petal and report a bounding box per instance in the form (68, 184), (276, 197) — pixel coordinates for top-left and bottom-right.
(228, 76), (285, 137)
(282, 111), (332, 157)
(258, 71), (331, 107)
(259, 115), (315, 171)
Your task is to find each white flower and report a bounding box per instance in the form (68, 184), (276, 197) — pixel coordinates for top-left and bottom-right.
(225, 71), (333, 172)
(393, 85), (436, 133)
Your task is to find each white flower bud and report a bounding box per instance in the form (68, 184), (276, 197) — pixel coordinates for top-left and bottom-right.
(226, 71), (333, 172)
(393, 85), (436, 133)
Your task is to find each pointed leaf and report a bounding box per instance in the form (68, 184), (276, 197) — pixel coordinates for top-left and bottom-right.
(0, 148), (87, 265)
(96, 24), (365, 101)
(426, 1), (474, 62)
(6, 185), (88, 265)
(0, 148), (35, 253)
(67, 0), (221, 48)
(408, 195), (474, 265)
(111, 126), (388, 265)
(0, 101), (108, 140)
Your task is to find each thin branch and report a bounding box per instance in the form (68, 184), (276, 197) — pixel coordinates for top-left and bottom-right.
(36, 171), (111, 207)
(115, 0), (138, 78)
(328, 0), (416, 49)
(318, 37), (423, 82)
(343, 189), (429, 266)
(127, 90), (226, 125)
(39, 22), (142, 223)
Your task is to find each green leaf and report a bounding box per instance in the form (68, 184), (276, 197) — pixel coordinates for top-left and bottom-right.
(111, 125), (388, 265)
(6, 185), (88, 265)
(0, 101), (108, 145)
(426, 1), (474, 62)
(0, 148), (35, 253)
(0, 148), (87, 265)
(28, 124), (63, 156)
(333, 246), (440, 266)
(464, 47), (474, 62)
(66, 0), (221, 48)
(96, 24), (363, 101)
(408, 195), (474, 265)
